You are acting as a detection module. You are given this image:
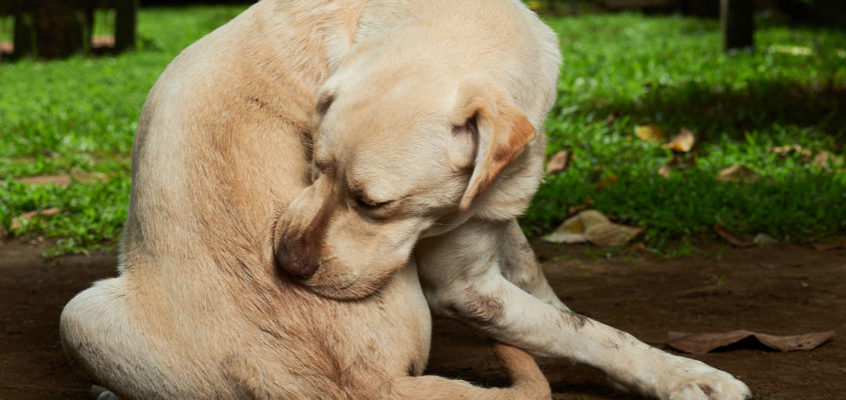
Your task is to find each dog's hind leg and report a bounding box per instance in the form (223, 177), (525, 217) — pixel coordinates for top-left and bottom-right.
(388, 343), (550, 400)
(60, 277), (175, 400)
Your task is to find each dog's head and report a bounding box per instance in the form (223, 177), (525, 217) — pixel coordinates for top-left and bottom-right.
(273, 53), (540, 299)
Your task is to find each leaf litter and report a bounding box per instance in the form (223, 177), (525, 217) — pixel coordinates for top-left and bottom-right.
(542, 210), (642, 247)
(667, 330), (835, 354)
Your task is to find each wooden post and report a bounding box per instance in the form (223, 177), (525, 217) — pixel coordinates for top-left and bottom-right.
(114, 0), (138, 52)
(12, 11), (36, 59)
(721, 0), (754, 51)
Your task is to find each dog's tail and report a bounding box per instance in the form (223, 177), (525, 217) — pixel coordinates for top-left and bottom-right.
(491, 342), (551, 399)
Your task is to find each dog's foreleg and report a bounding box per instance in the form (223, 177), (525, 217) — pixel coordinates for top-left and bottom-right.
(496, 219), (569, 312)
(417, 219), (750, 400)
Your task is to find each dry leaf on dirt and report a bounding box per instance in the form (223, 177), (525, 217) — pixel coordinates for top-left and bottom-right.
(811, 241), (846, 251)
(664, 129), (695, 152)
(17, 171), (106, 186)
(546, 150), (571, 174)
(716, 165), (760, 183)
(543, 210), (642, 247)
(713, 223), (754, 247)
(667, 330), (835, 355)
(10, 208), (62, 230)
(635, 124), (665, 144)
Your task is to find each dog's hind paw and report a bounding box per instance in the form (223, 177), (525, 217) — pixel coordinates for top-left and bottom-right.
(662, 360), (750, 400)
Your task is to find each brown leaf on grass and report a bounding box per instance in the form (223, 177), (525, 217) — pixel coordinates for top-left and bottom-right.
(635, 124), (665, 144)
(11, 208), (62, 230)
(664, 129), (695, 152)
(811, 242), (846, 251)
(17, 171), (106, 186)
(543, 210), (642, 247)
(716, 165), (760, 183)
(596, 174), (618, 190)
(771, 144), (812, 160)
(546, 150), (571, 174)
(713, 223), (754, 247)
(667, 330), (835, 355)
(811, 151), (830, 168)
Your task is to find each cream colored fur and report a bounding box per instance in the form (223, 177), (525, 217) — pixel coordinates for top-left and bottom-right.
(61, 0), (750, 399)
(60, 1), (550, 399)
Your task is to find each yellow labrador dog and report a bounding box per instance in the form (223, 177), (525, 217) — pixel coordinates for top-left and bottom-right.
(61, 0), (751, 399)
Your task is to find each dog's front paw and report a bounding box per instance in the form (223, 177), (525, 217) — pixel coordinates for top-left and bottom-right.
(660, 358), (750, 400)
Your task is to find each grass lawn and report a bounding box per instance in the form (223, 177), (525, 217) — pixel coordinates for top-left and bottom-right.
(0, 6), (844, 255)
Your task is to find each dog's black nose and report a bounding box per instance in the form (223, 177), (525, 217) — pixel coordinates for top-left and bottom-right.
(275, 239), (319, 280)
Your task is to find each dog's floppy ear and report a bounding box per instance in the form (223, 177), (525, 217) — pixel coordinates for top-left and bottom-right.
(452, 81), (536, 212)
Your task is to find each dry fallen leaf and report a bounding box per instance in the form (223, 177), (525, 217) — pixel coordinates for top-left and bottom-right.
(11, 208), (62, 230)
(543, 210), (642, 247)
(716, 165), (760, 183)
(771, 144), (812, 160)
(546, 150), (571, 174)
(713, 223), (754, 247)
(667, 330), (835, 354)
(635, 124), (665, 144)
(664, 129), (695, 152)
(811, 151), (830, 168)
(811, 242), (846, 251)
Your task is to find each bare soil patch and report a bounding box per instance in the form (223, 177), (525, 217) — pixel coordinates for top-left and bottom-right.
(1, 239), (843, 399)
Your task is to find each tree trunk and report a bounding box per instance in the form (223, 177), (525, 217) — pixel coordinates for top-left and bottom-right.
(34, 1), (88, 59)
(12, 11), (36, 59)
(721, 0), (755, 51)
(114, 0), (138, 52)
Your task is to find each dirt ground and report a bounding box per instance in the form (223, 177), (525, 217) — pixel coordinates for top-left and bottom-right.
(1, 238), (843, 400)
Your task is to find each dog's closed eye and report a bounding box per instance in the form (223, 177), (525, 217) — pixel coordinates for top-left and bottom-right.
(353, 193), (393, 209)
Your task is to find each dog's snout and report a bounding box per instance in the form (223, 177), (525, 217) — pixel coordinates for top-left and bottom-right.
(275, 239), (319, 280)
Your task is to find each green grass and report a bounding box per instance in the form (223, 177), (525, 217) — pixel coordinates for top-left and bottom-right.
(0, 7), (844, 255)
(522, 13), (846, 246)
(0, 5), (247, 254)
